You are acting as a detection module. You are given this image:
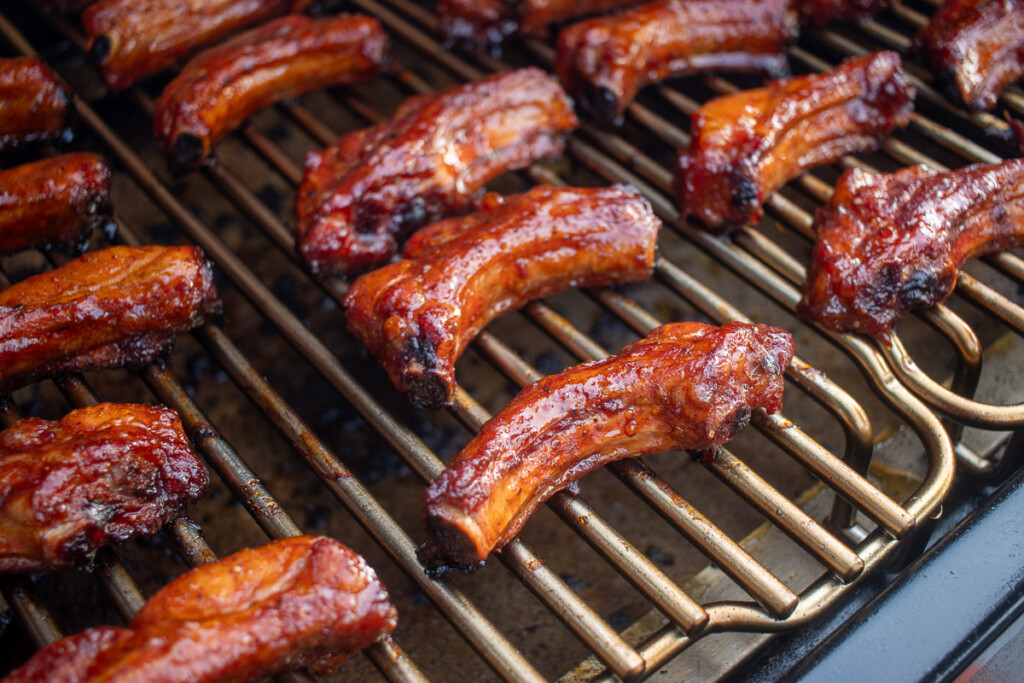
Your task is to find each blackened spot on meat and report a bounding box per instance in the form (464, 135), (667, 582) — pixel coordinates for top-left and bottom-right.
(583, 84), (624, 127)
(405, 334), (437, 368)
(89, 35), (111, 64)
(83, 191), (111, 226)
(416, 539), (484, 576)
(401, 335), (448, 408)
(732, 172), (758, 209)
(168, 134), (205, 177)
(872, 262), (903, 309)
(400, 197), (428, 230)
(406, 372), (448, 411)
(730, 404), (752, 435)
(993, 203), (1009, 227)
(898, 268), (939, 309)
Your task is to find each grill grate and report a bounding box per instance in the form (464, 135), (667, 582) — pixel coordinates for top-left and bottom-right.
(2, 0), (1023, 679)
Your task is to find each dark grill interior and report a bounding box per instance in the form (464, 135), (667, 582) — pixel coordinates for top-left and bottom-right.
(1, 0), (1022, 680)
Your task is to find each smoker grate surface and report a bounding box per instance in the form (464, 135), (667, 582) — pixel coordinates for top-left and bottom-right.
(1, 0), (1022, 680)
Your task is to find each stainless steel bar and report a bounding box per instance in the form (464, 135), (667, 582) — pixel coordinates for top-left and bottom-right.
(705, 447), (863, 582)
(613, 458), (800, 618)
(0, 581), (62, 648)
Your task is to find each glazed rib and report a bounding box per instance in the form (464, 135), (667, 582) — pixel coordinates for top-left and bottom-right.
(678, 51), (915, 231)
(797, 0), (890, 25)
(420, 321), (794, 571)
(154, 13), (388, 175)
(0, 245), (219, 394)
(345, 185), (661, 410)
(797, 160), (1024, 339)
(913, 0), (1024, 112)
(0, 57), (72, 151)
(438, 0), (642, 46)
(82, 0), (307, 91)
(296, 67), (579, 275)
(5, 536), (398, 682)
(556, 0), (798, 126)
(0, 403), (208, 573)
(0, 153), (111, 256)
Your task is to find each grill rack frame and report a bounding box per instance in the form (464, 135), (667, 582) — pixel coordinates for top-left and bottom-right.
(2, 0), (1023, 679)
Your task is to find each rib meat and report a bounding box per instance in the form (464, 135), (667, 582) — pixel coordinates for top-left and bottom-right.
(420, 321), (794, 571)
(0, 245), (219, 394)
(0, 153), (111, 256)
(0, 403), (208, 573)
(678, 51), (915, 231)
(556, 0), (798, 126)
(913, 0), (1024, 112)
(4, 536), (398, 682)
(0, 57), (72, 151)
(154, 13), (388, 175)
(345, 185), (660, 410)
(798, 160), (1024, 339)
(438, 0), (642, 46)
(296, 67), (579, 275)
(82, 0), (308, 91)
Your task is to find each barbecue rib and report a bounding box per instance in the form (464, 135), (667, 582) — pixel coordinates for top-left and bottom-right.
(296, 67), (579, 275)
(797, 0), (890, 25)
(913, 0), (1024, 112)
(420, 321), (794, 571)
(0, 403), (208, 573)
(4, 536), (398, 682)
(556, 0), (798, 126)
(82, 0), (308, 91)
(345, 185), (661, 410)
(798, 160), (1024, 339)
(0, 153), (111, 256)
(154, 13), (388, 175)
(438, 0), (642, 46)
(0, 57), (72, 151)
(0, 245), (219, 394)
(678, 51), (915, 231)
